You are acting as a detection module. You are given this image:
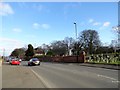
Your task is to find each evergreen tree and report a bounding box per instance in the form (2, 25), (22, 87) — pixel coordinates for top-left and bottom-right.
(25, 44), (34, 60)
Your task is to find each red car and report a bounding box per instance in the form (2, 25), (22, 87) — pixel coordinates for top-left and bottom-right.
(9, 58), (20, 65)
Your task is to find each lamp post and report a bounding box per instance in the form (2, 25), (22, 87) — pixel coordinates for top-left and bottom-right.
(118, 25), (120, 48)
(74, 22), (77, 40)
(3, 48), (5, 60)
(74, 22), (78, 63)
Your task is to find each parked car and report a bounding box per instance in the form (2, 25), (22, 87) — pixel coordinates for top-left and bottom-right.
(19, 58), (22, 62)
(5, 57), (10, 62)
(6, 57), (13, 62)
(9, 58), (20, 65)
(28, 58), (40, 66)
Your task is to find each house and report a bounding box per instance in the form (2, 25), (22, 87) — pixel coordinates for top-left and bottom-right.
(34, 48), (45, 56)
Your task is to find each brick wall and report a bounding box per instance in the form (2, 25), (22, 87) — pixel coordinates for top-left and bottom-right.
(38, 55), (85, 63)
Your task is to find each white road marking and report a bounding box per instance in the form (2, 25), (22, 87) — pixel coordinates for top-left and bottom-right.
(30, 68), (53, 88)
(112, 81), (120, 83)
(97, 74), (119, 83)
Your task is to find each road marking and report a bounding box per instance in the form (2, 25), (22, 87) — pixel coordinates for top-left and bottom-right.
(97, 74), (120, 83)
(112, 81), (120, 83)
(30, 68), (52, 88)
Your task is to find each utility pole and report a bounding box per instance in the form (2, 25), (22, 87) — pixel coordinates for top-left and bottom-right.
(3, 48), (5, 60)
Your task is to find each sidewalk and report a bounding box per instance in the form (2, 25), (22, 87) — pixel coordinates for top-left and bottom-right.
(79, 63), (120, 70)
(2, 65), (45, 88)
(0, 58), (2, 67)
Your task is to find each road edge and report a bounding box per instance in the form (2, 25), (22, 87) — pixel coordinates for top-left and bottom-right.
(30, 68), (52, 88)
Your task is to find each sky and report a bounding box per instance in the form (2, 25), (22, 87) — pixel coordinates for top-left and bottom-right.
(0, 1), (118, 56)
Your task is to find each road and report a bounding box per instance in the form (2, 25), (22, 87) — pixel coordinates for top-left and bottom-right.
(2, 61), (119, 88)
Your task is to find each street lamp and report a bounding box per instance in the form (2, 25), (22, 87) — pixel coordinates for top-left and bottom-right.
(74, 22), (77, 40)
(74, 22), (78, 63)
(3, 48), (5, 60)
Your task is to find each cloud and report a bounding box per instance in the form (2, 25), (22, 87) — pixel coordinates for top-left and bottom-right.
(88, 18), (101, 26)
(13, 28), (22, 33)
(93, 22), (101, 26)
(33, 23), (40, 29)
(88, 19), (94, 23)
(0, 37), (24, 56)
(41, 24), (50, 29)
(103, 22), (110, 27)
(33, 23), (50, 30)
(0, 2), (14, 16)
(99, 22), (111, 30)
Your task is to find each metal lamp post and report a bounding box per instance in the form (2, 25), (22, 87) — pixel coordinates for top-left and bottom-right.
(74, 22), (78, 63)
(74, 22), (77, 40)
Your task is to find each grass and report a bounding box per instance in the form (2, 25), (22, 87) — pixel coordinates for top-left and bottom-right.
(87, 59), (120, 65)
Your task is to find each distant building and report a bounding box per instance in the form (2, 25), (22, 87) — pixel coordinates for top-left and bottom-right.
(34, 48), (45, 56)
(69, 49), (72, 56)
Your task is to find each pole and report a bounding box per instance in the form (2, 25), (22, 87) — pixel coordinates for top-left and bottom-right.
(3, 49), (5, 60)
(74, 22), (77, 40)
(74, 22), (78, 63)
(118, 26), (120, 48)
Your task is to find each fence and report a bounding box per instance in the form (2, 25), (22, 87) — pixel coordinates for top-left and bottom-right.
(35, 55), (85, 63)
(85, 53), (120, 64)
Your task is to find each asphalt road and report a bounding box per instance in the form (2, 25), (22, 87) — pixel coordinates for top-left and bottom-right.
(2, 61), (119, 88)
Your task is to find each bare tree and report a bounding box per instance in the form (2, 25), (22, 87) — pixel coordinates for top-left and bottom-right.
(63, 37), (75, 55)
(78, 30), (101, 54)
(50, 40), (67, 56)
(112, 25), (120, 49)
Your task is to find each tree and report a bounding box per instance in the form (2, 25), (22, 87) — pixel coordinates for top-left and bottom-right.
(10, 49), (19, 57)
(112, 25), (120, 52)
(71, 41), (83, 55)
(63, 37), (75, 55)
(46, 50), (53, 56)
(78, 30), (101, 54)
(41, 43), (51, 54)
(25, 44), (34, 60)
(50, 40), (67, 56)
(10, 48), (25, 58)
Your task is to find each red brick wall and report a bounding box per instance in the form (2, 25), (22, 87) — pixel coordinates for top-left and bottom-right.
(39, 55), (85, 63)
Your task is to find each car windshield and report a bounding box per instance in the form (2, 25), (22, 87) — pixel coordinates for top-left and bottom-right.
(32, 58), (38, 61)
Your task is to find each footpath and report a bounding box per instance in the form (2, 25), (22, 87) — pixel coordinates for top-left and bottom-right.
(79, 63), (120, 70)
(0, 58), (2, 67)
(2, 64), (46, 88)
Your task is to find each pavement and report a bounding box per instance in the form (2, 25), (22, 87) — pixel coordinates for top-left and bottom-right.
(0, 59), (2, 67)
(2, 64), (46, 88)
(79, 63), (120, 70)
